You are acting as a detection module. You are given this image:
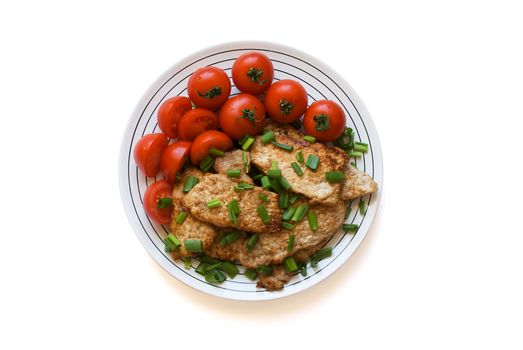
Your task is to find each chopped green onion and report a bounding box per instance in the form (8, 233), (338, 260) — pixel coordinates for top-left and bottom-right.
(310, 247), (332, 267)
(348, 151), (363, 158)
(175, 212), (188, 225)
(282, 221), (294, 230)
(345, 206), (352, 220)
(296, 150), (304, 164)
(279, 177), (292, 191)
(242, 136), (255, 151)
(218, 261), (239, 278)
(184, 239), (203, 253)
(291, 162), (303, 176)
(199, 155), (214, 171)
(229, 199), (240, 214)
(238, 134), (251, 146)
(300, 264), (307, 277)
(246, 234), (259, 252)
(200, 255), (220, 264)
(283, 257), (299, 273)
(157, 197), (173, 209)
(182, 176), (199, 193)
(207, 199), (222, 208)
(268, 169), (282, 178)
(261, 176), (271, 189)
(282, 207), (296, 221)
(244, 268), (257, 280)
(307, 211), (318, 231)
(271, 160), (278, 170)
(261, 131), (275, 144)
(333, 128), (352, 150)
(227, 201), (238, 224)
(226, 169), (241, 178)
(175, 172), (182, 181)
(269, 178), (283, 193)
(242, 151), (249, 172)
(234, 182), (254, 192)
(359, 200), (366, 215)
(306, 155), (320, 171)
(271, 141), (293, 152)
(209, 148), (224, 157)
(303, 135), (316, 143)
(287, 234), (295, 252)
(289, 193), (300, 204)
(256, 265), (273, 275)
(343, 224), (359, 232)
(257, 206), (270, 223)
(205, 269), (226, 283)
(291, 204), (309, 222)
(290, 119), (302, 129)
(252, 173), (264, 181)
(220, 231), (242, 246)
(349, 129), (355, 149)
(205, 262), (222, 272)
(258, 193), (269, 202)
(195, 262), (208, 275)
(163, 234), (181, 251)
(354, 142), (368, 153)
(183, 257), (192, 269)
(325, 171), (345, 183)
(278, 191), (289, 209)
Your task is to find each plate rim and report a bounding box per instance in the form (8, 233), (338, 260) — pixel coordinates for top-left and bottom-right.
(119, 40), (383, 301)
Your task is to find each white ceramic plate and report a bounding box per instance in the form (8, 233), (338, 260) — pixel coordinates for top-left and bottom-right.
(119, 41), (383, 301)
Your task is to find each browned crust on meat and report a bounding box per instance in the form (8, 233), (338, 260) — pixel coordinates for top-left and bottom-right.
(204, 231), (246, 262)
(257, 265), (291, 291)
(340, 163), (378, 200)
(182, 173), (282, 233)
(172, 167), (205, 205)
(213, 150), (253, 184)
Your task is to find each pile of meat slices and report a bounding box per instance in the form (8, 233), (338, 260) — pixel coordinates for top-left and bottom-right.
(169, 122), (378, 290)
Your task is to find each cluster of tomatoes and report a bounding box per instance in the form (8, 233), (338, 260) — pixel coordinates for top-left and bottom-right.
(134, 52), (347, 224)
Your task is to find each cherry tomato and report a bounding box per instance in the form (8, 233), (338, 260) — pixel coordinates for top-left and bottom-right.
(133, 133), (168, 177)
(143, 180), (174, 224)
(177, 108), (218, 141)
(160, 141), (191, 182)
(232, 52), (274, 95)
(303, 100), (346, 142)
(190, 130), (233, 165)
(264, 79), (308, 123)
(219, 94), (266, 140)
(157, 96), (192, 138)
(187, 67), (231, 110)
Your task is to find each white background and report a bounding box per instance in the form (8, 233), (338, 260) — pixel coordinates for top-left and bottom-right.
(1, 1), (522, 349)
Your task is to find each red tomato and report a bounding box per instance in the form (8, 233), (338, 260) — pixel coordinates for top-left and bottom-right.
(143, 180), (174, 224)
(264, 80), (308, 123)
(219, 94), (266, 140)
(187, 67), (231, 110)
(303, 100), (346, 142)
(190, 130), (233, 165)
(133, 133), (168, 177)
(178, 108), (218, 141)
(157, 96), (192, 138)
(160, 141), (191, 182)
(232, 52), (274, 95)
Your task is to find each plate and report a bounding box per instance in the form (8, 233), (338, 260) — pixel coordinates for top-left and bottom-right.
(119, 41), (383, 301)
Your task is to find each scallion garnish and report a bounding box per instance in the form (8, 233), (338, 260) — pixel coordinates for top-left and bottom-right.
(234, 182), (254, 191)
(207, 199), (222, 208)
(271, 141), (293, 152)
(229, 199), (240, 214)
(354, 142), (368, 153)
(271, 160), (278, 170)
(345, 206), (352, 220)
(267, 169), (282, 178)
(175, 172), (182, 182)
(307, 211), (318, 231)
(348, 151), (363, 158)
(195, 262), (208, 275)
(278, 191), (289, 209)
(257, 206), (270, 223)
(261, 131), (275, 144)
(283, 257), (299, 273)
(333, 128), (352, 150)
(306, 154), (319, 171)
(287, 234), (295, 252)
(269, 178), (283, 193)
(238, 134), (250, 146)
(199, 155), (214, 171)
(279, 177), (292, 191)
(282, 221), (294, 230)
(205, 269), (226, 284)
(163, 234), (181, 251)
(303, 135), (316, 143)
(325, 171), (345, 183)
(282, 207), (296, 221)
(227, 200), (239, 224)
(184, 239), (203, 253)
(242, 136), (255, 151)
(289, 193), (300, 204)
(157, 197), (173, 209)
(256, 265), (273, 275)
(183, 257), (191, 269)
(220, 231), (242, 246)
(226, 169), (241, 178)
(359, 200), (366, 215)
(343, 224), (359, 232)
(218, 261), (239, 278)
(200, 255), (220, 264)
(291, 204), (309, 222)
(261, 176), (271, 189)
(209, 148), (225, 157)
(182, 175), (199, 193)
(242, 151), (249, 173)
(244, 268), (257, 280)
(258, 193), (269, 202)
(252, 173), (264, 181)
(310, 247), (332, 267)
(291, 162), (303, 176)
(175, 212), (188, 225)
(246, 234), (259, 252)
(296, 150), (304, 164)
